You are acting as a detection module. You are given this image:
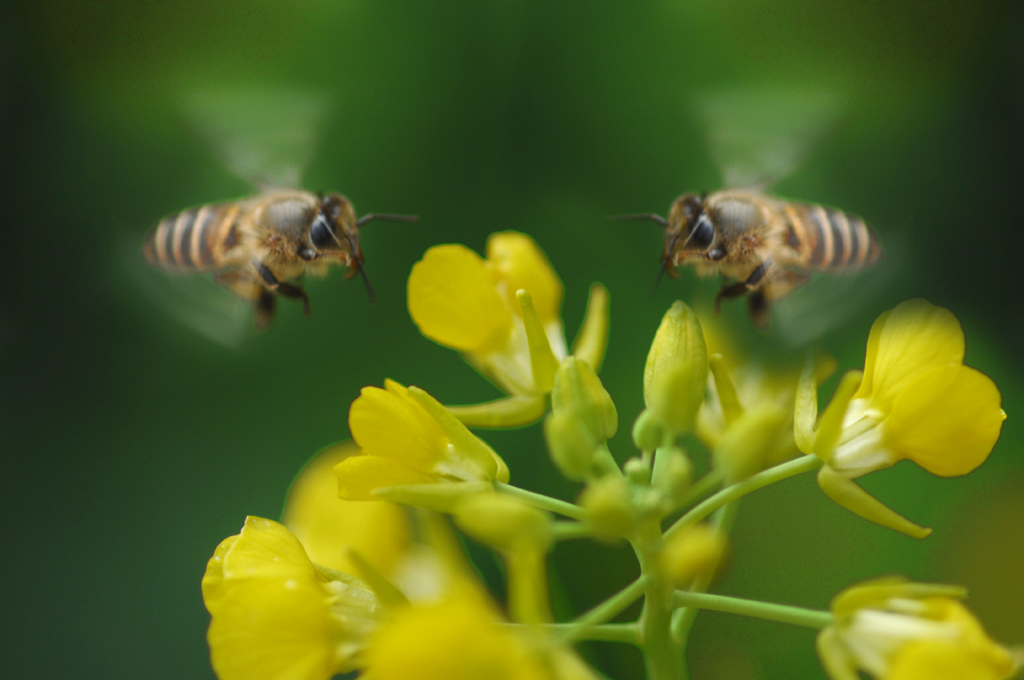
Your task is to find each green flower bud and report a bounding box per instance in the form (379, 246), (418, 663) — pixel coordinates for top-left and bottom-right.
(579, 475), (635, 539)
(713, 404), (789, 483)
(652, 446), (693, 507)
(644, 301), (709, 434)
(632, 409), (666, 452)
(551, 357), (618, 440)
(660, 523), (728, 589)
(623, 457), (650, 485)
(544, 411), (598, 481)
(454, 494), (552, 552)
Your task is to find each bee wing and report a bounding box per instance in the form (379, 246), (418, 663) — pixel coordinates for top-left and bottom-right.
(767, 233), (910, 347)
(694, 88), (846, 189)
(119, 232), (255, 348)
(180, 88), (331, 190)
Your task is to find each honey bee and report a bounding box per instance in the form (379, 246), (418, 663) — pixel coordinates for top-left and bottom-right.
(143, 190), (417, 330)
(622, 189), (881, 329)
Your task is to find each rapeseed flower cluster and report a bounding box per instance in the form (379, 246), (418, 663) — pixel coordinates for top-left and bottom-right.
(202, 234), (1015, 680)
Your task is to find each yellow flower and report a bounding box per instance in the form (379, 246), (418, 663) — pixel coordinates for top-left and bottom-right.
(361, 589), (598, 680)
(283, 442), (412, 576)
(794, 300), (1006, 537)
(826, 299), (1005, 478)
(817, 578), (1018, 680)
(335, 380), (510, 509)
(407, 232), (609, 427)
(361, 593), (544, 680)
(202, 517), (382, 680)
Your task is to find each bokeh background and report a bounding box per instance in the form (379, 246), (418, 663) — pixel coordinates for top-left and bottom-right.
(3, 1), (1023, 678)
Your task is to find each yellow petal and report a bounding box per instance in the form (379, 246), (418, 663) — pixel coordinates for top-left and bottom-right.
(884, 365), (1004, 477)
(888, 639), (1015, 680)
(349, 385), (447, 471)
(857, 300), (965, 411)
(222, 517), (316, 582)
(208, 578), (341, 680)
(362, 596), (546, 680)
(485, 231), (564, 324)
(202, 535), (238, 615)
(334, 456), (437, 500)
(571, 283), (610, 372)
(408, 244), (512, 354)
(283, 442), (412, 576)
(445, 395), (547, 429)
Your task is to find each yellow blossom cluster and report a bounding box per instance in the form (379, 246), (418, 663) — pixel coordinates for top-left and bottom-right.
(200, 232), (1016, 680)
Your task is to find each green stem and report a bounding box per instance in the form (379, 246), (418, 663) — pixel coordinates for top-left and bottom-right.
(552, 521), (593, 541)
(636, 533), (687, 680)
(494, 481), (587, 521)
(667, 469), (724, 517)
(665, 455), (823, 540)
(507, 622), (638, 644)
(670, 591), (833, 629)
(593, 443), (624, 478)
(506, 550), (551, 625)
(558, 575), (650, 643)
(670, 501), (739, 644)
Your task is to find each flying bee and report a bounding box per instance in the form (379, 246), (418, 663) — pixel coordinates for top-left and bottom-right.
(143, 190), (417, 330)
(620, 189), (882, 329)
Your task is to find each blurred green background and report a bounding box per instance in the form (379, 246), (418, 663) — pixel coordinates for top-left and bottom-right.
(3, 1), (1023, 678)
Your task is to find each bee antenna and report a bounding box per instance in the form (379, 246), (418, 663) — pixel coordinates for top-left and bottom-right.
(354, 259), (376, 303)
(652, 233), (680, 297)
(355, 213), (420, 229)
(337, 229), (376, 302)
(609, 213), (670, 228)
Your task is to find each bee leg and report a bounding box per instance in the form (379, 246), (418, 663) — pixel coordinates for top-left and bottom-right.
(714, 282), (751, 314)
(254, 260), (311, 317)
(747, 291), (770, 331)
(748, 272), (809, 331)
(274, 282), (312, 317)
(216, 271), (277, 331)
(255, 291), (277, 332)
(714, 259), (773, 315)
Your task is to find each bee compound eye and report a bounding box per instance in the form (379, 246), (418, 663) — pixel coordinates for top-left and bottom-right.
(310, 216), (334, 248)
(690, 215), (714, 249)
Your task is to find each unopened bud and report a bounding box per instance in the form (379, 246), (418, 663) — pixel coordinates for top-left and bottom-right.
(660, 523), (728, 588)
(713, 404), (788, 483)
(644, 301), (709, 434)
(652, 446), (693, 507)
(551, 357), (618, 440)
(454, 494), (552, 552)
(623, 457), (650, 485)
(632, 409), (666, 452)
(545, 411), (598, 481)
(579, 475), (635, 539)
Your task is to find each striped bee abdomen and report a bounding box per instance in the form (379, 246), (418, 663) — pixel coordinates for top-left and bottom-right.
(785, 203), (881, 271)
(143, 203), (241, 272)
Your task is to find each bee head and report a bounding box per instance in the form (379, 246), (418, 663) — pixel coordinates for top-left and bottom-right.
(306, 194), (358, 257)
(668, 193), (716, 253)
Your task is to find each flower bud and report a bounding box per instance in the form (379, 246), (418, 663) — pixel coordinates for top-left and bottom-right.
(623, 457), (650, 485)
(551, 356), (618, 440)
(652, 446), (693, 507)
(579, 475), (635, 539)
(454, 494), (552, 552)
(632, 409), (666, 452)
(713, 404), (788, 483)
(660, 523), (728, 589)
(644, 301), (709, 434)
(544, 411), (598, 481)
